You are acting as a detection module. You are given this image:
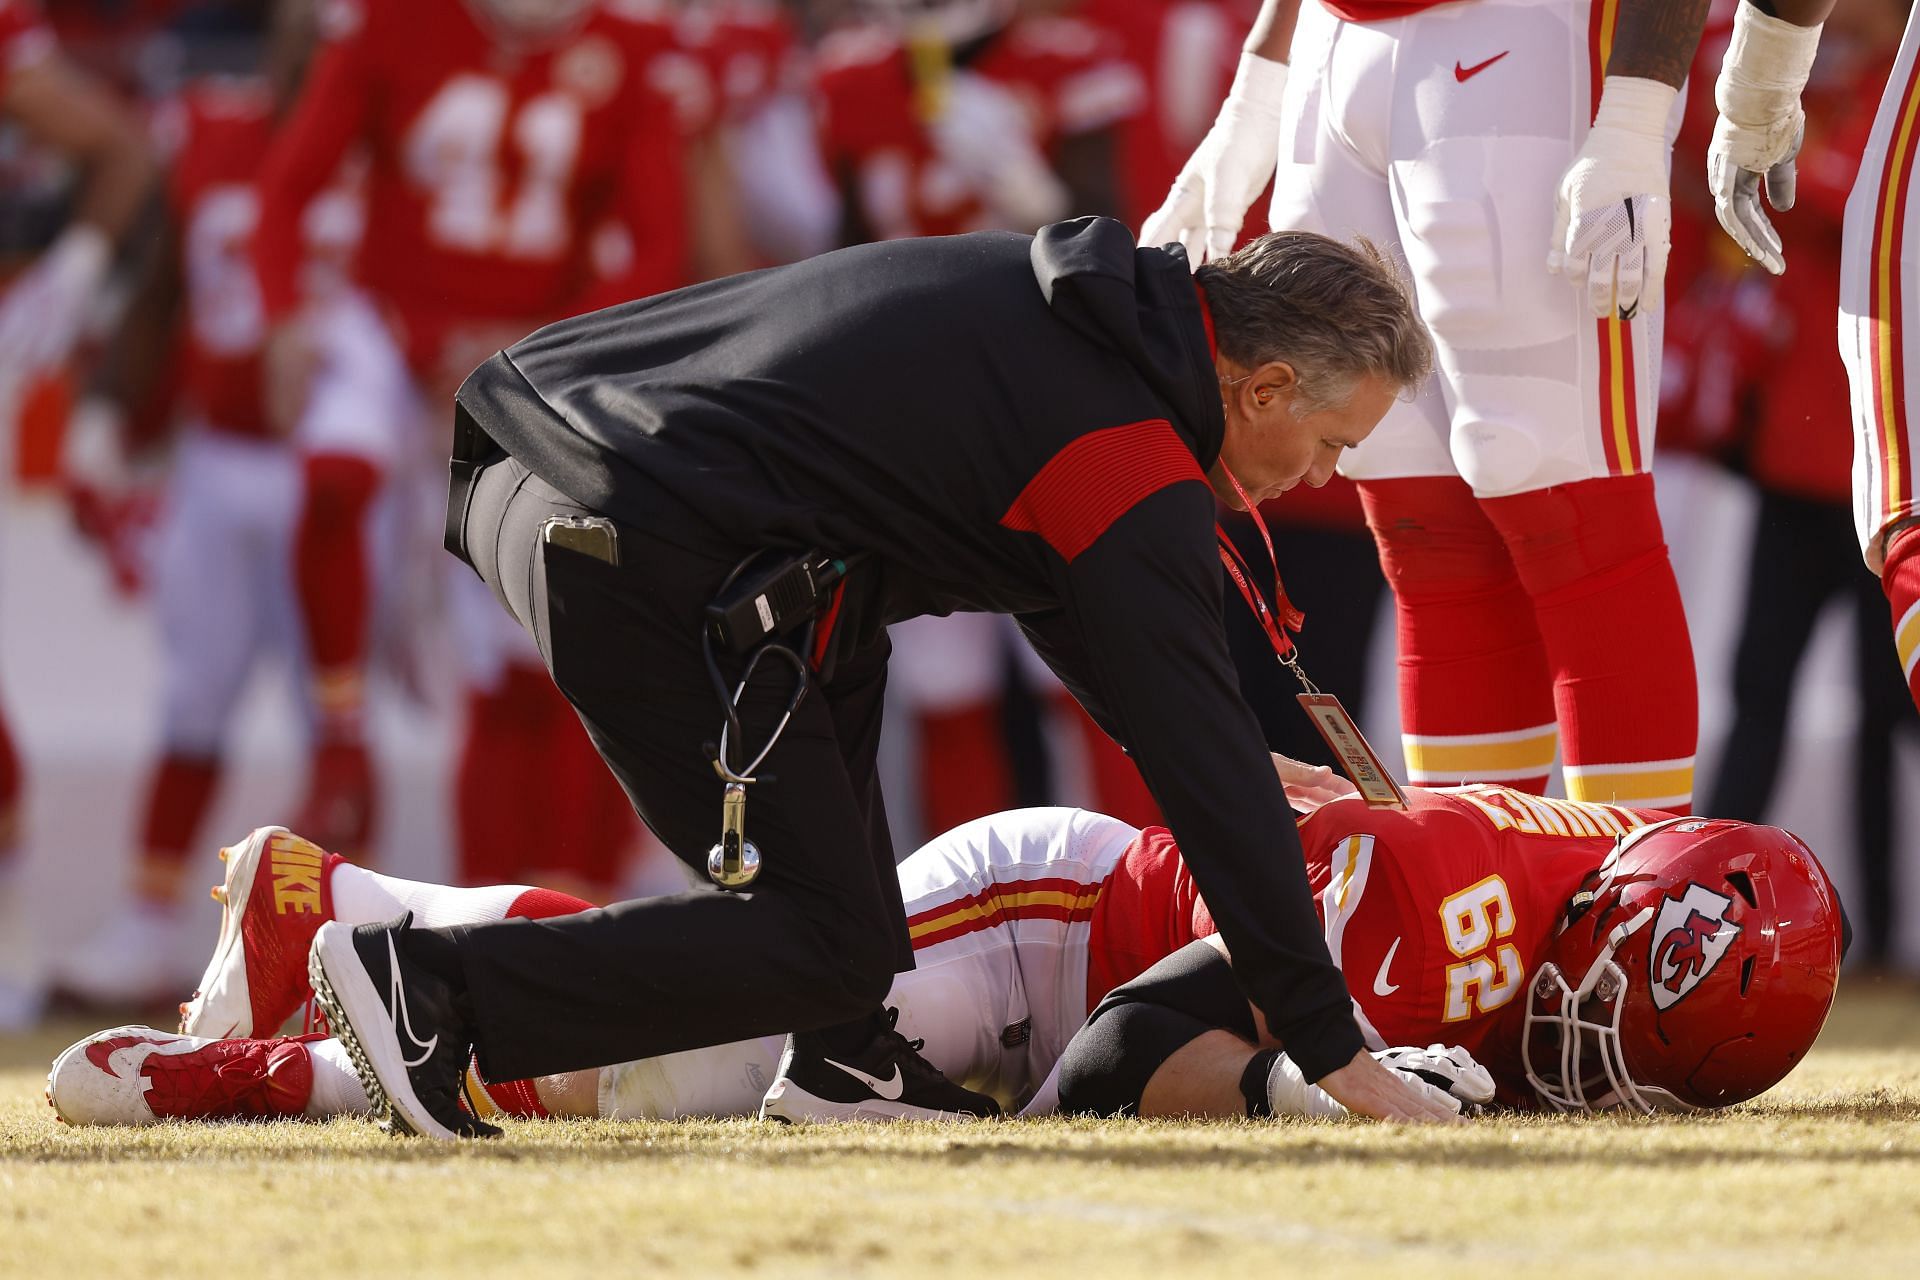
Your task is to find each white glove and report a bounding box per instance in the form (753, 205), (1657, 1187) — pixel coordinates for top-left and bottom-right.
(930, 71), (1070, 231)
(61, 397), (131, 497)
(1141, 52), (1287, 269)
(1266, 1043), (1493, 1118)
(1549, 76), (1677, 320)
(1708, 4), (1824, 275)
(0, 224), (112, 390)
(1372, 1043), (1498, 1114)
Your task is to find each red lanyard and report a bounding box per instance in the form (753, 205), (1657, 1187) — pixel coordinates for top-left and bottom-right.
(1214, 463), (1304, 661)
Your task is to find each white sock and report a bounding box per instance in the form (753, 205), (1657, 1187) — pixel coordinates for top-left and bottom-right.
(328, 864), (530, 929)
(304, 1038), (372, 1118)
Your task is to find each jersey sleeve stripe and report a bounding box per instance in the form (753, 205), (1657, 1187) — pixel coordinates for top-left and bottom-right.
(1000, 419), (1207, 563)
(1896, 596), (1920, 682)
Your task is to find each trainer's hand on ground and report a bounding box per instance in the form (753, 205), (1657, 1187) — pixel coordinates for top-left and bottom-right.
(1317, 1047), (1466, 1123)
(1272, 753), (1356, 811)
(1373, 1043), (1496, 1115)
(1140, 53), (1287, 268)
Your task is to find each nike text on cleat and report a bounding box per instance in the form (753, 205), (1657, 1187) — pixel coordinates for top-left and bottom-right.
(759, 1007), (1001, 1123)
(307, 915), (496, 1141)
(46, 1023), (316, 1125)
(181, 827), (338, 1039)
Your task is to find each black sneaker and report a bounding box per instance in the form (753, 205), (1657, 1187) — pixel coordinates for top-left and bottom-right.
(759, 1007), (1002, 1122)
(306, 913), (499, 1140)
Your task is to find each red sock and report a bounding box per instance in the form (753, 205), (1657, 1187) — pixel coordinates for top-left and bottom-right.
(139, 752), (221, 872)
(1887, 526), (1920, 715)
(1481, 474), (1698, 811)
(1360, 477), (1557, 791)
(455, 670), (550, 887)
(295, 454), (381, 733)
(917, 701), (1016, 836)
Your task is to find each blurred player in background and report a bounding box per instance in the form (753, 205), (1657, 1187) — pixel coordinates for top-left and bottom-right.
(48, 0), (355, 1004)
(1698, 0), (1916, 973)
(250, 0), (703, 879)
(1706, 0), (1920, 716)
(0, 0), (153, 1021)
(814, 0), (1157, 837)
(1146, 0), (1709, 813)
(46, 781), (1843, 1124)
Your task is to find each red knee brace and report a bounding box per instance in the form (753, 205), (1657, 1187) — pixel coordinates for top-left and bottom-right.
(1886, 525), (1920, 715)
(1480, 475), (1697, 810)
(1359, 477), (1557, 790)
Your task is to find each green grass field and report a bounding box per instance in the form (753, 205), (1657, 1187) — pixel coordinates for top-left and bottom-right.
(4, 984), (1918, 1279)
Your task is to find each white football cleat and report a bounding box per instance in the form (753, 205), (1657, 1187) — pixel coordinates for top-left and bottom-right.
(180, 827), (338, 1038)
(45, 1023), (316, 1125)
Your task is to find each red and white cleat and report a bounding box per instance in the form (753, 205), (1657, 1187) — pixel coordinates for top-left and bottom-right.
(179, 827), (340, 1039)
(46, 1024), (318, 1125)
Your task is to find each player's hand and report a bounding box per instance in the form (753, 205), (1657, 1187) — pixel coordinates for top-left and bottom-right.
(1549, 76), (1676, 320)
(0, 224), (111, 392)
(1272, 752), (1356, 812)
(1706, 4), (1824, 275)
(1373, 1044), (1497, 1115)
(1141, 52), (1287, 269)
(263, 314), (321, 437)
(1317, 1047), (1466, 1123)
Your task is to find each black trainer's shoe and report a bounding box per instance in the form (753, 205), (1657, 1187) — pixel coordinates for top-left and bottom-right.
(307, 914), (499, 1140)
(759, 1007), (1002, 1122)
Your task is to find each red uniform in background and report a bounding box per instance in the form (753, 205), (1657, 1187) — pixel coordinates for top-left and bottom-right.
(1091, 784), (1662, 1101)
(0, 0), (59, 861)
(1700, 37), (1915, 969)
(253, 0), (690, 886)
(815, 6), (1152, 838)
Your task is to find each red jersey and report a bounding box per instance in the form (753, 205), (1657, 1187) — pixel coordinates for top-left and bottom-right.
(676, 0), (799, 128)
(1088, 785), (1670, 1095)
(0, 0), (54, 95)
(1744, 48), (1889, 503)
(814, 16), (1142, 240)
(162, 80), (278, 438)
(252, 0), (693, 373)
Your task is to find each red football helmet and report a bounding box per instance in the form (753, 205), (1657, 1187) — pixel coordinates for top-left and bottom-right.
(1522, 817), (1843, 1113)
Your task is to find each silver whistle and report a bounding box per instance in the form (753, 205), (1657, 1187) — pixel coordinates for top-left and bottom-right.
(706, 781), (762, 888)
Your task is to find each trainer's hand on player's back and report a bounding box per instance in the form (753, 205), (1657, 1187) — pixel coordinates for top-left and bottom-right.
(1272, 752), (1356, 811)
(1317, 1048), (1467, 1124)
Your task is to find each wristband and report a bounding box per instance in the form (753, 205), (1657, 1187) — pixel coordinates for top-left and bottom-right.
(1717, 3), (1823, 124)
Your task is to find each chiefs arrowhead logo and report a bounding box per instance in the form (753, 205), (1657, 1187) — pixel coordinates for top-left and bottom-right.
(1649, 884), (1742, 1011)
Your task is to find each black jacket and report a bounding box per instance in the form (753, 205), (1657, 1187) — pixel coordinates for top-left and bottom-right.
(456, 217), (1365, 1078)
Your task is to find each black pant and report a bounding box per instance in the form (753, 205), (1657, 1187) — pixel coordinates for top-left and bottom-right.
(446, 453), (907, 1081)
(1704, 487), (1917, 964)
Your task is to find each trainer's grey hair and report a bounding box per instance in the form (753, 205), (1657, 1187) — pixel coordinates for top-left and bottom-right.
(1195, 231), (1433, 417)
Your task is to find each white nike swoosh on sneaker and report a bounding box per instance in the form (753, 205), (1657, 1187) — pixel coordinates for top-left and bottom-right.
(386, 933), (439, 1069)
(1372, 937), (1403, 998)
(821, 1056), (905, 1100)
